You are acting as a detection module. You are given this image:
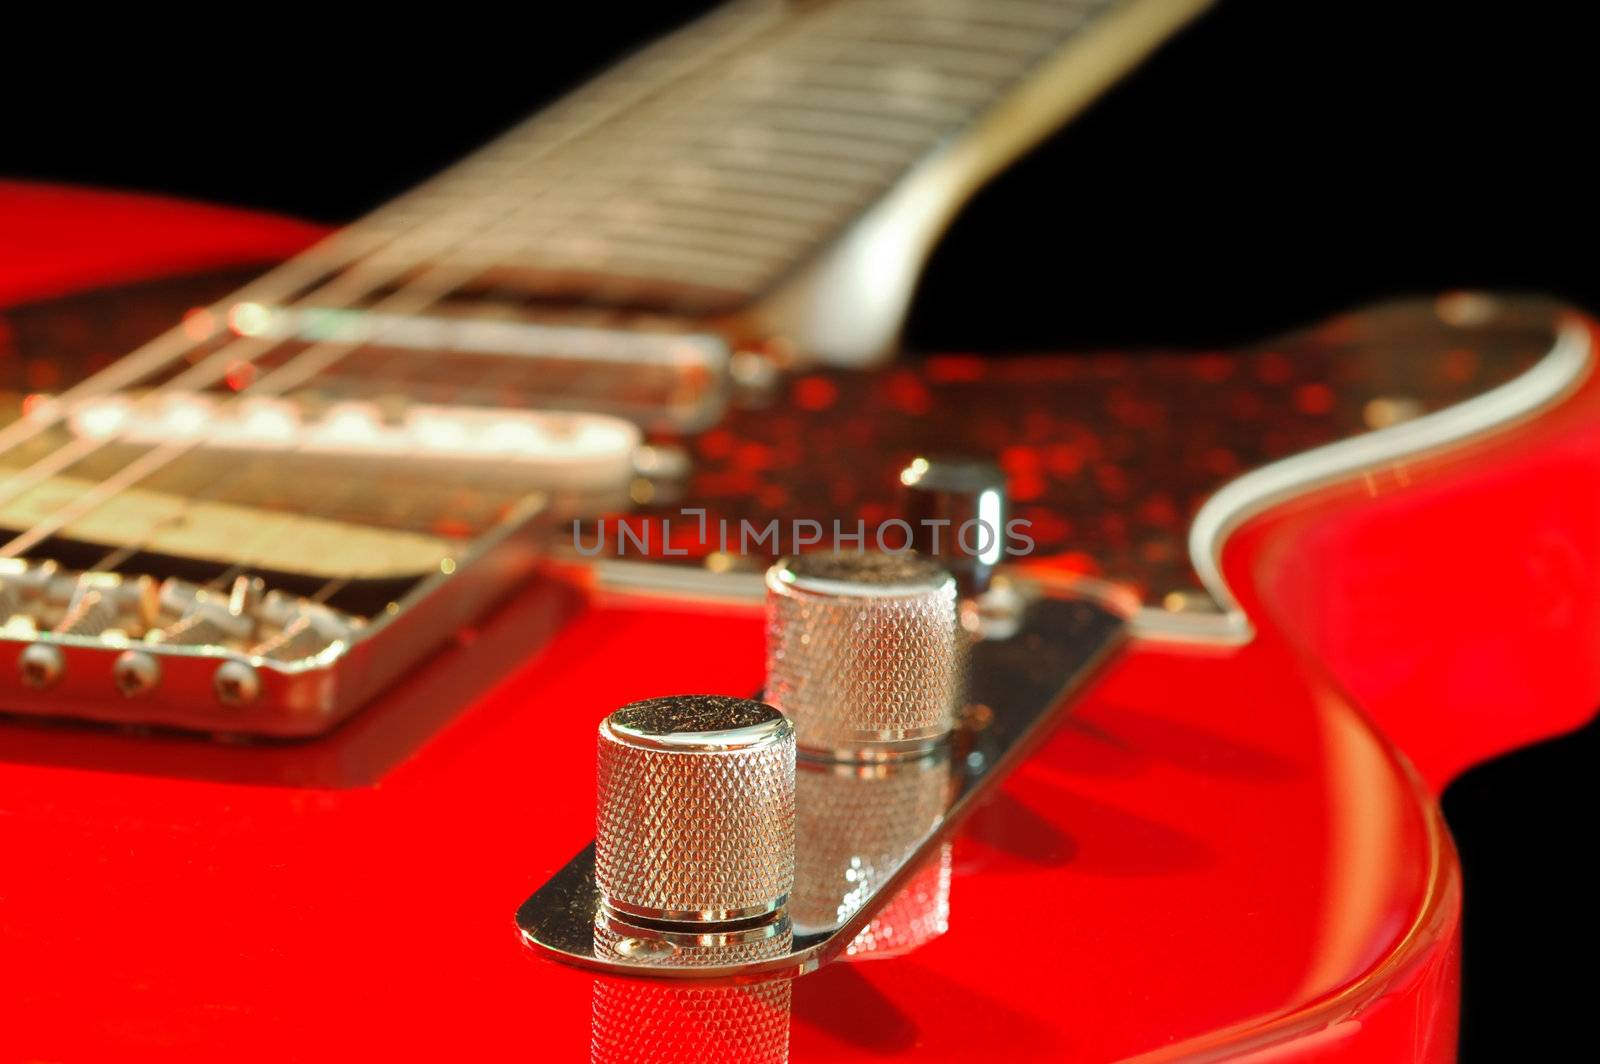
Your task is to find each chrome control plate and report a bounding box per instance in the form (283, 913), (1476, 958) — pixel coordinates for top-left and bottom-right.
(516, 575), (1126, 980)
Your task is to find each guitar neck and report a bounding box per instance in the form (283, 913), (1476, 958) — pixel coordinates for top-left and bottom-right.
(311, 0), (1212, 363)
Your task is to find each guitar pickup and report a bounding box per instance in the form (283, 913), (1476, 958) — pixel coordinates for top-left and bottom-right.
(65, 393), (641, 494)
(223, 302), (733, 432)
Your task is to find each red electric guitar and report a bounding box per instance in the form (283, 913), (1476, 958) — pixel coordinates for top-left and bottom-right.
(3, 1), (1597, 1060)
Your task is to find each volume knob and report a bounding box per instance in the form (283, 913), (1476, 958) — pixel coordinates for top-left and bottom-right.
(765, 552), (961, 759)
(595, 695), (796, 924)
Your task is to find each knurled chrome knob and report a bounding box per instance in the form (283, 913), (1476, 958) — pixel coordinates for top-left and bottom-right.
(595, 695), (796, 924)
(765, 552), (961, 760)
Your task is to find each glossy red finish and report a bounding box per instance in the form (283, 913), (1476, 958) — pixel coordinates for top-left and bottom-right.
(1, 185), (1594, 1060)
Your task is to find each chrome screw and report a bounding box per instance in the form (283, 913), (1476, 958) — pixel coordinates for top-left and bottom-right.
(213, 660), (261, 707)
(112, 650), (161, 698)
(19, 643), (64, 689)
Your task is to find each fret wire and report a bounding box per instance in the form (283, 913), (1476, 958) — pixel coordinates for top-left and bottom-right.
(597, 198), (820, 243)
(798, 31), (1049, 69)
(903, 0), (1108, 34)
(480, 146), (889, 257)
(969, 0), (1113, 30)
(756, 54), (998, 104)
(704, 121), (924, 166)
(709, 99), (950, 145)
(590, 213), (823, 259)
(654, 187), (848, 225)
(690, 135), (904, 184)
(736, 83), (969, 124)
(588, 192), (870, 246)
(835, 0), (1085, 43)
(529, 238), (783, 282)
(780, 37), (1036, 80)
(851, 22), (1077, 58)
(816, 6), (1093, 53)
(683, 143), (912, 193)
(532, 245), (771, 291)
(500, 153), (874, 218)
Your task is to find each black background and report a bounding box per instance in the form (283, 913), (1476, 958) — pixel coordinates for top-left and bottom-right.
(3, 1), (1595, 1056)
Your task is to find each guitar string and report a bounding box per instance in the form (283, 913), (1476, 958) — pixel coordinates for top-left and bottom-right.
(9, 0), (1062, 576)
(0, 233), (375, 462)
(6, 0), (1088, 611)
(17, 0), (1072, 606)
(0, 0), (783, 470)
(7, 0), (815, 599)
(0, 0), (799, 573)
(3, 0), (1036, 486)
(0, 0), (1066, 464)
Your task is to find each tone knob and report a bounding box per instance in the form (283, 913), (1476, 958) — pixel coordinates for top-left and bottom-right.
(765, 552), (961, 759)
(595, 695), (796, 924)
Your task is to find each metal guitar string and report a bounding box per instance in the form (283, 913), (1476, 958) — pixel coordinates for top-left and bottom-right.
(0, 0), (796, 591)
(0, 0), (1087, 608)
(72, 1), (813, 605)
(0, 0), (781, 490)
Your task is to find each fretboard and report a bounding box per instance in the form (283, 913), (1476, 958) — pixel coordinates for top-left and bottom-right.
(333, 0), (1211, 360)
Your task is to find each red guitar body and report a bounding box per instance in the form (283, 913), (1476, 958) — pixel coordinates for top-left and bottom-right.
(3, 181), (1597, 1062)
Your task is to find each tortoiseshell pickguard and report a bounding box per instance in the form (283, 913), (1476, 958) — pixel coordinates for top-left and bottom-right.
(615, 294), (1564, 602)
(0, 275), (1565, 605)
